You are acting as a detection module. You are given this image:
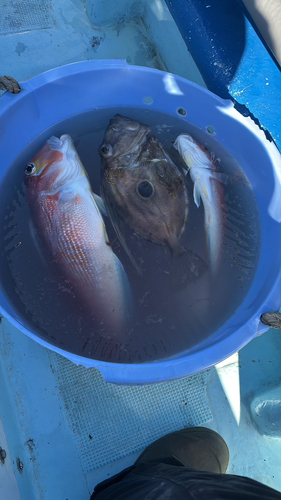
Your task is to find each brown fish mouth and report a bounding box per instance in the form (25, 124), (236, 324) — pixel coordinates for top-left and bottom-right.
(100, 114), (150, 161)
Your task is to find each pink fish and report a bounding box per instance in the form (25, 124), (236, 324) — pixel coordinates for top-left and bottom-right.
(24, 134), (132, 334)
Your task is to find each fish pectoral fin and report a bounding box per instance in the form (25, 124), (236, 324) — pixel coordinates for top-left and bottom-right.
(48, 189), (78, 255)
(100, 184), (143, 276)
(28, 219), (48, 267)
(193, 182), (202, 208)
(171, 248), (207, 290)
(93, 193), (108, 217)
(49, 212), (61, 255)
(112, 251), (134, 315)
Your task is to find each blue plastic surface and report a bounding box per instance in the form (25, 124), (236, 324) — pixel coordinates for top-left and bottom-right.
(164, 0), (247, 98)
(1, 59), (281, 384)
(164, 0), (281, 149)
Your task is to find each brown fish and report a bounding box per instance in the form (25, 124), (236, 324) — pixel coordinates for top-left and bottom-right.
(99, 115), (206, 286)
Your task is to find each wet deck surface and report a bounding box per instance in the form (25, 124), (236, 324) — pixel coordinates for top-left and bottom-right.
(1, 318), (280, 499)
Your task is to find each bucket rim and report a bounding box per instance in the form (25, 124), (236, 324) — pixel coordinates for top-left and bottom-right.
(1, 59), (281, 384)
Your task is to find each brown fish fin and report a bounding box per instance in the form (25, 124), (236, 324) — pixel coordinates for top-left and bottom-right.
(162, 144), (195, 198)
(162, 144), (190, 176)
(100, 185), (143, 276)
(170, 247), (207, 290)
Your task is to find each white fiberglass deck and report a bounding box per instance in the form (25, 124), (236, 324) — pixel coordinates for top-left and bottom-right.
(0, 1), (280, 499)
(1, 319), (281, 500)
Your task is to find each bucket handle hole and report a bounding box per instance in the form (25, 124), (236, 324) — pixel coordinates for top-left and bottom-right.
(177, 108), (187, 116)
(207, 125), (216, 134)
(143, 96), (154, 104)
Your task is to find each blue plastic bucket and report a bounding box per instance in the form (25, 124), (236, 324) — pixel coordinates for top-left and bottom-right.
(1, 59), (281, 384)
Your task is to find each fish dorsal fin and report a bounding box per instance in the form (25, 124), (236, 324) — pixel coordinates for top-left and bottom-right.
(161, 144), (195, 200)
(100, 184), (143, 276)
(162, 144), (189, 176)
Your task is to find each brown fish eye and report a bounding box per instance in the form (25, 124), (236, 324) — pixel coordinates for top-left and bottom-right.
(100, 144), (112, 157)
(24, 163), (36, 175)
(137, 181), (154, 198)
(127, 123), (139, 131)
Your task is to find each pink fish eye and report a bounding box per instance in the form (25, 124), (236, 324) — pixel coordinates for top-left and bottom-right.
(100, 144), (112, 157)
(24, 163), (36, 175)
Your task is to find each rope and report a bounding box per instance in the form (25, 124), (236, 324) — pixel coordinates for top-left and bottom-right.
(260, 311), (281, 329)
(0, 75), (21, 94)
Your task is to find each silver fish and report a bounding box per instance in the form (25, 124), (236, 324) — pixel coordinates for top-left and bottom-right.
(99, 115), (206, 286)
(174, 133), (224, 274)
(24, 134), (132, 333)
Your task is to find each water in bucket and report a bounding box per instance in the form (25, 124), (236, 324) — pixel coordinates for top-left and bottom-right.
(0, 107), (261, 363)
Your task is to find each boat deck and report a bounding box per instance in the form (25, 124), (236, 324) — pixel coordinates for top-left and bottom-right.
(0, 1), (280, 499)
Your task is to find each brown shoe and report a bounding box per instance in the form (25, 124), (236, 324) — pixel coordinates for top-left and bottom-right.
(134, 427), (229, 474)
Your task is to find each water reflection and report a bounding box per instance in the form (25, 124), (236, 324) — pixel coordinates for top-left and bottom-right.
(163, 74), (184, 95)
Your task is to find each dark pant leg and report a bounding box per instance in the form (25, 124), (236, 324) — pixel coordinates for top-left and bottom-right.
(91, 458), (281, 500)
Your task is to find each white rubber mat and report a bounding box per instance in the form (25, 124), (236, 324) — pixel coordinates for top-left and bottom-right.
(50, 353), (212, 473)
(0, 0), (52, 35)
